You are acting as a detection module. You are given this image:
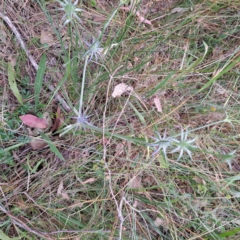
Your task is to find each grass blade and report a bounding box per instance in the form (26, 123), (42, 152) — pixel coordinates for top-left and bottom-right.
(35, 53), (46, 111)
(39, 132), (65, 161)
(218, 227), (240, 238)
(7, 61), (23, 105)
(197, 52), (240, 93)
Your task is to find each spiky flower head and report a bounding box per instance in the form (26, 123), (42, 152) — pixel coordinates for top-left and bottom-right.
(84, 37), (104, 62)
(171, 128), (198, 161)
(57, 0), (83, 25)
(148, 131), (173, 157)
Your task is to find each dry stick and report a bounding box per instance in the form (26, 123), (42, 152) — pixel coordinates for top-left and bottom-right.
(0, 12), (71, 112)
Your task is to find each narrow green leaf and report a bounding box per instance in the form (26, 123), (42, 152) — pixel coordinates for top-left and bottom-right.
(7, 62), (23, 105)
(39, 132), (65, 161)
(35, 54), (46, 111)
(218, 227), (240, 238)
(146, 72), (174, 97)
(223, 174), (240, 189)
(197, 53), (240, 94)
(128, 102), (146, 125)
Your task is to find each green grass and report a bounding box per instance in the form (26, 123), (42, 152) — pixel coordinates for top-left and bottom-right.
(0, 0), (240, 239)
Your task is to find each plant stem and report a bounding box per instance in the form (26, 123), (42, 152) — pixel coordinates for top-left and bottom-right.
(78, 55), (89, 117)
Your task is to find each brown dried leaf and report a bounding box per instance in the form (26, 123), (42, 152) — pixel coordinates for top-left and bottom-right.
(20, 114), (47, 129)
(153, 97), (162, 113)
(61, 191), (70, 200)
(57, 180), (64, 196)
(112, 83), (133, 98)
(81, 178), (96, 185)
(154, 217), (165, 227)
(57, 180), (70, 200)
(31, 138), (47, 150)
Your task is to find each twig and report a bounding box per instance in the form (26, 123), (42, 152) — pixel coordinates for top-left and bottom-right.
(0, 11), (71, 112)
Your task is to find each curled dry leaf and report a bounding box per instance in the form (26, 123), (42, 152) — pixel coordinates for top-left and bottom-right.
(57, 180), (70, 200)
(112, 83), (133, 98)
(154, 217), (165, 227)
(20, 114), (47, 129)
(81, 178), (96, 185)
(31, 138), (47, 150)
(153, 97), (162, 113)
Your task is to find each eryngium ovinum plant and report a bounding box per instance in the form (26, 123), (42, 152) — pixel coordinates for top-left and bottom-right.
(148, 128), (198, 161)
(55, 1), (196, 162)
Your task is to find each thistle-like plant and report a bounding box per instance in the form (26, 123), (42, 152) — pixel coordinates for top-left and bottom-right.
(57, 0), (83, 25)
(148, 131), (173, 158)
(84, 37), (104, 62)
(171, 128), (198, 161)
(148, 128), (198, 161)
(59, 108), (93, 136)
(60, 54), (95, 137)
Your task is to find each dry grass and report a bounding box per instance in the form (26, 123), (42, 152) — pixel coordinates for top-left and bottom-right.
(0, 0), (240, 239)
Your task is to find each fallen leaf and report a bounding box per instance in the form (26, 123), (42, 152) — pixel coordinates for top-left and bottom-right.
(133, 199), (138, 208)
(20, 114), (47, 129)
(153, 97), (162, 113)
(112, 83), (133, 98)
(31, 138), (47, 150)
(60, 191), (70, 200)
(57, 180), (64, 196)
(81, 178), (96, 185)
(154, 217), (165, 227)
(57, 180), (70, 200)
(40, 30), (55, 45)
